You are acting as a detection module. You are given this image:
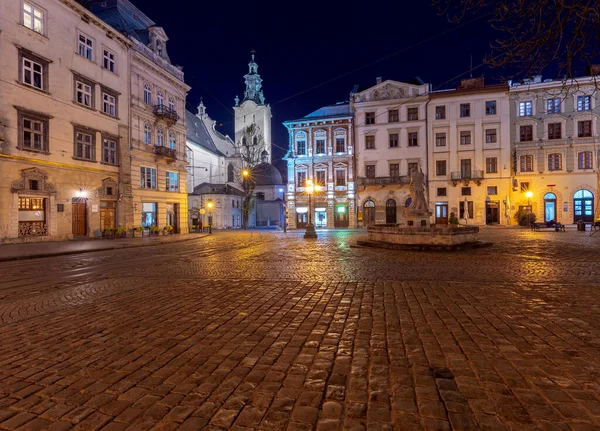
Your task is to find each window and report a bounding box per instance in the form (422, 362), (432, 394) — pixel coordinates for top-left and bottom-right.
(577, 95), (591, 111)
(435, 132), (446, 147)
(296, 139), (306, 155)
(18, 110), (49, 153)
(486, 157), (498, 173)
(520, 155), (533, 172)
(460, 131), (471, 145)
(335, 170), (346, 186)
(548, 153), (562, 171)
(408, 132), (418, 147)
(78, 34), (94, 61)
(74, 76), (94, 108)
(520, 125), (533, 142)
(227, 164), (234, 182)
(316, 170), (326, 186)
(156, 91), (164, 107)
(388, 109), (399, 122)
(460, 103), (470, 118)
(389, 133), (399, 148)
(169, 132), (176, 149)
(74, 130), (94, 161)
(297, 171), (306, 187)
(407, 107), (418, 121)
(103, 49), (116, 72)
(437, 187), (447, 196)
(140, 167), (157, 189)
(548, 123), (562, 140)
(519, 101), (533, 117)
(547, 98), (561, 114)
(485, 129), (497, 144)
(460, 159), (472, 178)
(365, 135), (375, 150)
(435, 106), (446, 120)
(366, 165), (375, 178)
(485, 100), (496, 115)
(168, 98), (175, 111)
(389, 163), (399, 178)
(144, 123), (152, 145)
(166, 171), (179, 192)
(578, 151), (593, 169)
(23, 1), (44, 34)
(102, 138), (118, 165)
(487, 186), (498, 195)
(143, 83), (152, 105)
(315, 139), (325, 154)
(335, 136), (346, 153)
(460, 201), (474, 219)
(157, 128), (164, 146)
(408, 162), (419, 174)
(255, 192), (265, 201)
(520, 182), (530, 192)
(461, 187), (472, 196)
(578, 120), (592, 137)
(436, 160), (447, 176)
(365, 112), (375, 125)
(21, 55), (45, 90)
(102, 90), (117, 117)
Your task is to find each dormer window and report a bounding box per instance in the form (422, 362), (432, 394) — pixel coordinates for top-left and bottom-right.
(156, 42), (163, 57)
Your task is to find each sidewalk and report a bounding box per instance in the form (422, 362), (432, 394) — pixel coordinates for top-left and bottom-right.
(0, 233), (207, 262)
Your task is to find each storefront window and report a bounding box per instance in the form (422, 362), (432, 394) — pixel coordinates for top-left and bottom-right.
(142, 202), (157, 227)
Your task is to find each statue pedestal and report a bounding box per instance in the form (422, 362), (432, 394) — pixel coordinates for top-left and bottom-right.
(406, 210), (432, 229)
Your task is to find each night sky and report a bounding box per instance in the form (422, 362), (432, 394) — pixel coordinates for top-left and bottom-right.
(138, 0), (500, 169)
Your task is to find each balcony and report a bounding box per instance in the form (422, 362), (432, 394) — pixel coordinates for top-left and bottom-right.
(451, 170), (483, 186)
(359, 176), (410, 186)
(153, 105), (179, 125)
(154, 145), (176, 161)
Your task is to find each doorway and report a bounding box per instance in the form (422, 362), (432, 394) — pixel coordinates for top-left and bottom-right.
(573, 189), (594, 222)
(167, 203), (179, 233)
(334, 205), (349, 228)
(435, 202), (448, 224)
(296, 212), (307, 228)
(544, 193), (557, 222)
(486, 201), (500, 224)
(315, 208), (327, 228)
(72, 198), (87, 236)
(100, 201), (116, 231)
(385, 199), (397, 224)
(363, 200), (375, 226)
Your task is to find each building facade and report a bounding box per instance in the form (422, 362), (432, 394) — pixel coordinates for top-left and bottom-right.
(0, 0), (130, 242)
(283, 104), (355, 229)
(351, 78), (430, 227)
(510, 75), (600, 224)
(428, 78), (512, 225)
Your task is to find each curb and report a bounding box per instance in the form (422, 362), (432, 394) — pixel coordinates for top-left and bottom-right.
(0, 235), (208, 263)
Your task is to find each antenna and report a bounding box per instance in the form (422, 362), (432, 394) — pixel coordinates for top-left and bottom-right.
(470, 54), (473, 78)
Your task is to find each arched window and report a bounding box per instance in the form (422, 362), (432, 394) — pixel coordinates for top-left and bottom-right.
(578, 151), (593, 169)
(168, 97), (175, 111)
(386, 199), (397, 224)
(143, 123), (152, 145)
(253, 136), (258, 146)
(574, 189), (594, 223)
(227, 164), (234, 182)
(157, 128), (164, 146)
(156, 90), (164, 107)
(544, 192), (557, 222)
(520, 155), (533, 172)
(168, 131), (176, 149)
(548, 153), (562, 171)
(143, 83), (152, 105)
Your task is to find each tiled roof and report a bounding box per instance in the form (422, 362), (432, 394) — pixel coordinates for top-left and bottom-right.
(185, 111), (223, 156)
(81, 0), (154, 43)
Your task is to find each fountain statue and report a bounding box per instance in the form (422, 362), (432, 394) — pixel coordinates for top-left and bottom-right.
(406, 166), (432, 228)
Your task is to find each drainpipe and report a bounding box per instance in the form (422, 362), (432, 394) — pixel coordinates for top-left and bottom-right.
(425, 86), (431, 217)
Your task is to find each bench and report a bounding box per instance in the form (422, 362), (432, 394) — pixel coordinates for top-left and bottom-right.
(592, 221), (600, 231)
(532, 221), (565, 232)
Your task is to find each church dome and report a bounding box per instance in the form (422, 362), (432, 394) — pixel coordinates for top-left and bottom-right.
(252, 162), (283, 186)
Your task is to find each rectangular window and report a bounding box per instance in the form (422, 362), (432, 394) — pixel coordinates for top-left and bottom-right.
(460, 159), (472, 178)
(22, 57), (44, 90)
(520, 155), (533, 172)
(578, 120), (592, 137)
(519, 101), (533, 116)
(407, 107), (419, 121)
(437, 187), (447, 197)
(23, 1), (44, 34)
(389, 163), (399, 178)
(435, 132), (446, 147)
(365, 135), (375, 150)
(102, 92), (116, 116)
(487, 186), (498, 195)
(365, 112), (375, 125)
(365, 165), (375, 178)
(460, 131), (471, 145)
(485, 100), (497, 115)
(103, 49), (116, 72)
(408, 162), (419, 174)
(297, 140), (306, 155)
(75, 79), (94, 108)
(548, 153), (562, 171)
(316, 170), (326, 186)
(578, 152), (593, 169)
(78, 33), (94, 61)
(435, 106), (446, 120)
(297, 171), (306, 187)
(335, 170), (346, 186)
(548, 123), (562, 140)
(547, 98), (561, 114)
(460, 103), (470, 118)
(335, 137), (345, 153)
(520, 125), (533, 142)
(75, 131), (94, 160)
(19, 111), (48, 153)
(486, 157), (498, 173)
(577, 95), (591, 111)
(102, 138), (118, 165)
(389, 133), (399, 148)
(520, 182), (530, 192)
(436, 160), (447, 176)
(140, 167), (157, 189)
(166, 171), (179, 192)
(461, 187), (472, 196)
(408, 132), (418, 147)
(315, 139), (325, 154)
(485, 129), (497, 144)
(388, 109), (399, 123)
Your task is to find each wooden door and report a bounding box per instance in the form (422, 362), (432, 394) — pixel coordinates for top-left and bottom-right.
(100, 201), (115, 231)
(435, 203), (448, 224)
(72, 201), (87, 236)
(486, 202), (499, 224)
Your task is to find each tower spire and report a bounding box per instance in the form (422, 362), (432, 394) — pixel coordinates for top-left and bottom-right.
(243, 50), (265, 105)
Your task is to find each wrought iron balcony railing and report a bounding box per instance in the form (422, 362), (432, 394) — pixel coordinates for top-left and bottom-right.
(154, 145), (177, 160)
(359, 176), (410, 186)
(450, 170), (484, 180)
(153, 105), (179, 124)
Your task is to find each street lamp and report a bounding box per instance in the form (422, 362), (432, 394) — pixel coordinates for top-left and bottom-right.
(525, 191), (533, 228)
(304, 178), (322, 239)
(207, 200), (214, 234)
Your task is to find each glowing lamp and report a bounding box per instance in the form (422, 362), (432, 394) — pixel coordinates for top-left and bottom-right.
(525, 191), (533, 199)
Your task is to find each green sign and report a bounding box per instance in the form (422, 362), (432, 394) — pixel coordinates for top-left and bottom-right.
(337, 206), (346, 214)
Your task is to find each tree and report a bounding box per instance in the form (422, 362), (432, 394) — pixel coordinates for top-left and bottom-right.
(433, 0), (600, 80)
(236, 124), (264, 229)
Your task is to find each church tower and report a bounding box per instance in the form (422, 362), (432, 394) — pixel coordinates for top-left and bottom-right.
(233, 51), (272, 164)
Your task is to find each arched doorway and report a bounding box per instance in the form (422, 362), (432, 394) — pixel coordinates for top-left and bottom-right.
(573, 189), (594, 223)
(544, 192), (557, 222)
(363, 200), (375, 226)
(386, 199), (397, 224)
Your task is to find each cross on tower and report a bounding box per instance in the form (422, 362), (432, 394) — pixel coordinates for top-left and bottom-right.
(250, 49), (256, 61)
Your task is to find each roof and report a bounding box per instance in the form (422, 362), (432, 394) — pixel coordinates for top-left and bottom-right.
(283, 103), (352, 124)
(190, 183), (244, 196)
(80, 0), (154, 43)
(252, 162), (283, 186)
(185, 111), (222, 155)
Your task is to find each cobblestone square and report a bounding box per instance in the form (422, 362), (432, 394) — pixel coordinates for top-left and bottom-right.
(0, 229), (599, 430)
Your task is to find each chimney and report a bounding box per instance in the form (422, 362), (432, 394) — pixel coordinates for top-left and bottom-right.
(458, 76), (484, 90)
(376, 76), (382, 84)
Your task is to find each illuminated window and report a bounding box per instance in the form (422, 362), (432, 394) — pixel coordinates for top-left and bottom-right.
(23, 1), (44, 34)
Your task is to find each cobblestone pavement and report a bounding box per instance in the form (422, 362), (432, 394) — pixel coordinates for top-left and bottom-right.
(0, 228), (599, 431)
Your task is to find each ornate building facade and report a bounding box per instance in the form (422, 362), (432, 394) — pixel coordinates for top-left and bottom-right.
(283, 104), (355, 229)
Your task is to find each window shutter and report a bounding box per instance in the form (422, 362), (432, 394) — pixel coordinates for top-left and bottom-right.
(566, 147), (575, 172)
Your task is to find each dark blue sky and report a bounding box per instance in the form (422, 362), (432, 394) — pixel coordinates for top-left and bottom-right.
(139, 0), (499, 167)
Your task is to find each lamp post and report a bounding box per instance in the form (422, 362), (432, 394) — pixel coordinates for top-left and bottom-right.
(241, 169), (250, 229)
(304, 179), (321, 239)
(207, 200), (214, 234)
(525, 191), (533, 228)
